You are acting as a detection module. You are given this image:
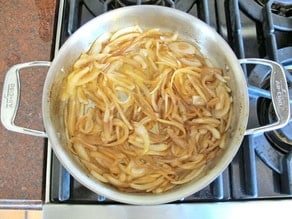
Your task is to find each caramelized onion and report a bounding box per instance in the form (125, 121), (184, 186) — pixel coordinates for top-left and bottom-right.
(61, 26), (233, 194)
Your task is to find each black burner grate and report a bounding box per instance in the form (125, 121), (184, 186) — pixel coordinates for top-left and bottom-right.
(225, 0), (292, 197)
(239, 0), (292, 31)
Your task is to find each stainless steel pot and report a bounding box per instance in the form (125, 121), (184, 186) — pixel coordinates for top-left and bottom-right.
(1, 5), (290, 205)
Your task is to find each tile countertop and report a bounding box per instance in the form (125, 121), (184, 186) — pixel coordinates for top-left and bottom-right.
(0, 0), (57, 209)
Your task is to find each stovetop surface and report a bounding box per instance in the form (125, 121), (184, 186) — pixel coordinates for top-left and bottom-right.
(48, 0), (292, 204)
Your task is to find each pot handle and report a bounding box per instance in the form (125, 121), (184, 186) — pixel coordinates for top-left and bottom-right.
(239, 58), (290, 135)
(1, 61), (51, 138)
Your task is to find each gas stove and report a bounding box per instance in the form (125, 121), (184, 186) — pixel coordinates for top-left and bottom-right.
(44, 0), (292, 218)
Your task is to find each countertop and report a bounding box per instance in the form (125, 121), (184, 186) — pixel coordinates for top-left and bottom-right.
(0, 0), (57, 208)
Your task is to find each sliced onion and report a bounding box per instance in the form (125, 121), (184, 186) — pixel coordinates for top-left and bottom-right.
(90, 170), (108, 183)
(169, 41), (199, 55)
(171, 165), (205, 185)
(134, 123), (150, 154)
(192, 95), (206, 106)
(180, 57), (202, 67)
(110, 25), (142, 41)
(73, 143), (90, 161)
(130, 176), (164, 191)
(88, 31), (112, 54)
